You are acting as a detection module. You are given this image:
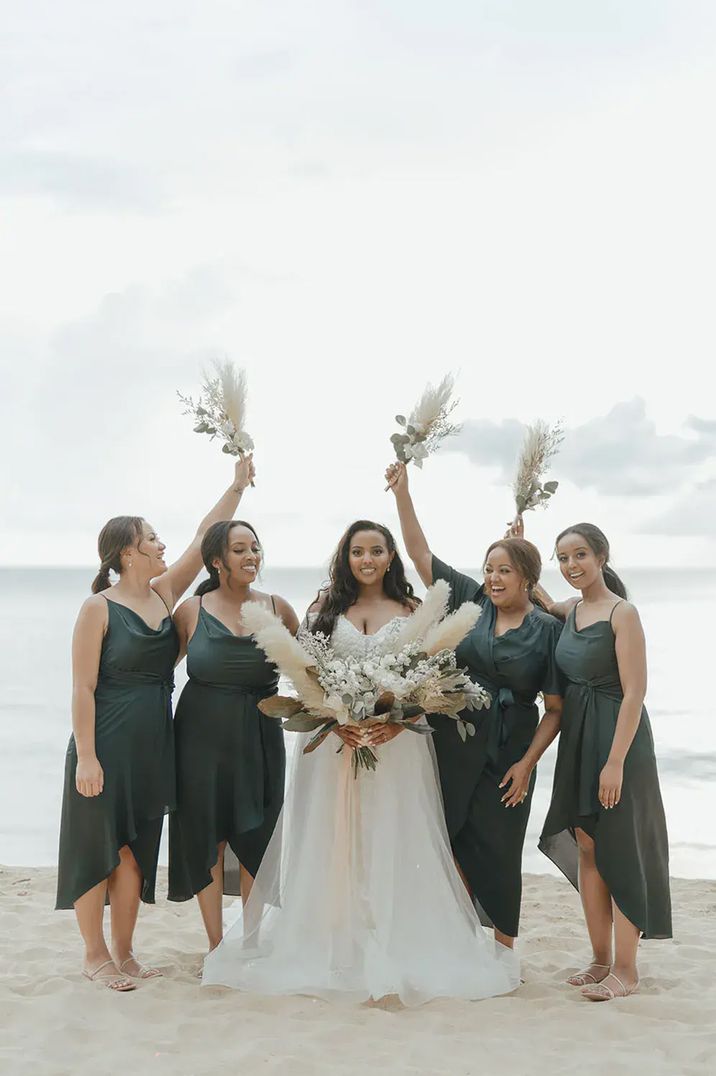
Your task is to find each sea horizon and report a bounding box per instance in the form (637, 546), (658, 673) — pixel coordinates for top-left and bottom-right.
(2, 566), (714, 878)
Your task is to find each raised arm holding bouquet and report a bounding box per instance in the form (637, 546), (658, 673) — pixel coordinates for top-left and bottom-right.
(386, 459), (563, 949)
(57, 449), (255, 992)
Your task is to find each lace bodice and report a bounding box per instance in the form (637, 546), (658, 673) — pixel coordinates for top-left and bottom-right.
(330, 615), (404, 660)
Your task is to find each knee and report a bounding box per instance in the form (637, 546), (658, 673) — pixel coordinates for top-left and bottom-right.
(117, 845), (141, 874)
(575, 829), (596, 861)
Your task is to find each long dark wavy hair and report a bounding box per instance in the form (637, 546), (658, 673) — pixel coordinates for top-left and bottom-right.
(555, 522), (628, 599)
(310, 519), (418, 638)
(195, 520), (262, 596)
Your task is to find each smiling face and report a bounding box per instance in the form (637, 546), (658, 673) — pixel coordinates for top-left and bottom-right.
(216, 523), (262, 586)
(348, 529), (394, 587)
(556, 532), (604, 590)
(483, 545), (527, 608)
(132, 521), (167, 576)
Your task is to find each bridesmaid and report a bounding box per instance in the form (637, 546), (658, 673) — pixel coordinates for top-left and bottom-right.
(533, 521), (671, 1000)
(56, 455), (255, 992)
(168, 520), (298, 953)
(387, 462), (563, 948)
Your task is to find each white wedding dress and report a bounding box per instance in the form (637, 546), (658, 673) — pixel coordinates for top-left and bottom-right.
(202, 616), (520, 1005)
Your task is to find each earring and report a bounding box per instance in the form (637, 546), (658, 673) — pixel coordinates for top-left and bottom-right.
(128, 559), (133, 568)
(217, 566), (221, 574)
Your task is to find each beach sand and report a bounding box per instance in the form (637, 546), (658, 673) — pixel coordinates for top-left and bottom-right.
(2, 867), (714, 1076)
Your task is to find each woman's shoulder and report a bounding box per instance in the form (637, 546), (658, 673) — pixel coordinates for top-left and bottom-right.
(174, 594), (201, 622)
(530, 604), (565, 639)
(610, 598), (640, 629)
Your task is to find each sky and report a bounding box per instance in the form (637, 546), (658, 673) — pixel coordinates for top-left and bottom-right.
(1, 1), (715, 570)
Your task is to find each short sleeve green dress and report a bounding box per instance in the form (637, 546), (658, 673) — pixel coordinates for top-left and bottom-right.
(539, 601), (672, 939)
(168, 599), (285, 901)
(56, 595), (179, 909)
(431, 556), (563, 938)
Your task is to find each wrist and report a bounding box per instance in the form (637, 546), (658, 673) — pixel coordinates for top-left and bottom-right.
(607, 753), (625, 766)
(77, 751), (98, 763)
(231, 483), (246, 494)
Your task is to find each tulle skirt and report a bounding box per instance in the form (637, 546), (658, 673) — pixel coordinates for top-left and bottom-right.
(202, 723), (520, 1006)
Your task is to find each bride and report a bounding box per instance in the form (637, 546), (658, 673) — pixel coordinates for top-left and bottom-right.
(202, 519), (520, 1005)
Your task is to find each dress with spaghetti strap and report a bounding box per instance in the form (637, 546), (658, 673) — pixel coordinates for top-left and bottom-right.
(430, 555), (564, 937)
(168, 597), (284, 901)
(56, 594), (178, 909)
(539, 601), (672, 939)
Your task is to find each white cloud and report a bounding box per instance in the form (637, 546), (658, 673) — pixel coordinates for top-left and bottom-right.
(452, 399), (716, 496)
(645, 478), (716, 536)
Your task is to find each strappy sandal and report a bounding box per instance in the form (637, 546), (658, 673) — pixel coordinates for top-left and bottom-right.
(582, 972), (639, 1002)
(566, 962), (610, 987)
(82, 958), (137, 992)
(118, 954), (163, 980)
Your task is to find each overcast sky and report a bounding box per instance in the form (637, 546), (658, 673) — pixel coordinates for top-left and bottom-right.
(1, 1), (715, 570)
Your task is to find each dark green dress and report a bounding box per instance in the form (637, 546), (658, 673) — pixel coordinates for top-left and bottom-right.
(539, 602), (672, 939)
(168, 601), (285, 901)
(431, 556), (563, 937)
(56, 596), (178, 909)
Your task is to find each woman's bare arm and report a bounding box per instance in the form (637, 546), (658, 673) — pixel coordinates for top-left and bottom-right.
(153, 455), (255, 608)
(599, 602), (647, 809)
(385, 462), (433, 587)
(70, 597), (108, 797)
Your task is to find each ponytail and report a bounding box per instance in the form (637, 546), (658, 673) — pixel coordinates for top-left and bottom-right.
(194, 567), (221, 596)
(91, 563), (113, 594)
(603, 564), (628, 600)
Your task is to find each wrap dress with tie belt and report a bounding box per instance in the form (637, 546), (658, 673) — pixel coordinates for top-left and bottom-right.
(430, 556), (563, 938)
(539, 602), (672, 939)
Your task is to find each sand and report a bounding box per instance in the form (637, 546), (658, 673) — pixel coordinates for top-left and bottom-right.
(1, 867), (714, 1076)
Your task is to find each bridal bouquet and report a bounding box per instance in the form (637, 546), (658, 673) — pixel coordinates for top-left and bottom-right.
(178, 359), (255, 460)
(241, 580), (491, 776)
(387, 374), (460, 479)
(513, 419), (563, 515)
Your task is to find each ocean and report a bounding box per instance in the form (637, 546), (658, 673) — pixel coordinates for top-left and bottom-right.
(1, 566), (713, 878)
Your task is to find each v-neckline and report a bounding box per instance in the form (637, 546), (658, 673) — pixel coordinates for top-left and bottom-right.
(201, 605), (253, 640)
(104, 596), (171, 634)
(340, 614), (407, 638)
(572, 601), (619, 634)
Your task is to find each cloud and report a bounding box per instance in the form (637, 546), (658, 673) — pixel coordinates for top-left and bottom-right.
(644, 478), (716, 536)
(0, 150), (165, 212)
(453, 398), (716, 496)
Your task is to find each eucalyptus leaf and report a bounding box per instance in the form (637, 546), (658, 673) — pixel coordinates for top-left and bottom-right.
(303, 722), (338, 754)
(543, 480), (559, 493)
(282, 714), (330, 732)
(457, 720), (467, 742)
(258, 695), (305, 718)
(395, 415), (406, 425)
